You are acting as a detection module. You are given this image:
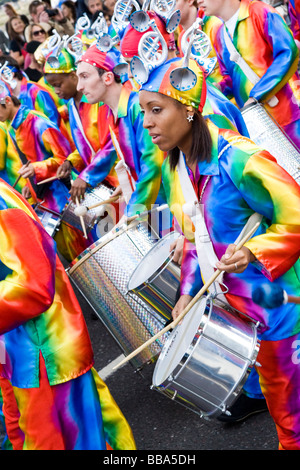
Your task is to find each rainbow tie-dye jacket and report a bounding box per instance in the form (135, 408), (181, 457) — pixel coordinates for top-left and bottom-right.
(0, 123), (23, 192)
(60, 96), (101, 170)
(8, 105), (72, 213)
(0, 179), (94, 387)
(162, 120), (300, 341)
(213, 0), (300, 128)
(289, 0), (300, 42)
(18, 77), (61, 127)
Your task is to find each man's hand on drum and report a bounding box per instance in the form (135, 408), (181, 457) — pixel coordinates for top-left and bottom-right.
(170, 235), (184, 266)
(56, 160), (72, 179)
(172, 294), (193, 322)
(69, 177), (87, 202)
(18, 163), (35, 179)
(216, 245), (255, 273)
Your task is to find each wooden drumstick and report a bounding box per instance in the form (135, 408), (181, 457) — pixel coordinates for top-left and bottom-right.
(13, 160), (31, 188)
(36, 175), (60, 185)
(87, 194), (121, 210)
(74, 195), (121, 217)
(113, 221), (261, 371)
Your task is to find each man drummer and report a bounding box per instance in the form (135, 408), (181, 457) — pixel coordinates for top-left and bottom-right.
(197, 0), (300, 148)
(75, 43), (167, 227)
(43, 45), (120, 208)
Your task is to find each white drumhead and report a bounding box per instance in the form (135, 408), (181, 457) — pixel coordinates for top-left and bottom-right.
(152, 297), (207, 386)
(127, 231), (180, 290)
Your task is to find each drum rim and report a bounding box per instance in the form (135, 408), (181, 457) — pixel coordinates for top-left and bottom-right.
(152, 296), (208, 386)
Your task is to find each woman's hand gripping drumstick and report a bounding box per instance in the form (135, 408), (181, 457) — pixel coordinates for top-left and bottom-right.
(113, 221), (260, 371)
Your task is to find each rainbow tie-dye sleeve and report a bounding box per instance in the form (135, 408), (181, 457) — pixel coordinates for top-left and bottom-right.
(162, 120), (300, 340)
(19, 79), (61, 127)
(0, 203), (56, 334)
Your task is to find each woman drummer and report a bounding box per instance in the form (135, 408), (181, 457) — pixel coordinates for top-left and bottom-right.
(135, 45), (300, 449)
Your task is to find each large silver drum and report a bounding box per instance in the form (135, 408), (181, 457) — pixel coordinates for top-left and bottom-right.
(241, 102), (300, 183)
(127, 231), (181, 322)
(152, 296), (260, 419)
(67, 222), (169, 370)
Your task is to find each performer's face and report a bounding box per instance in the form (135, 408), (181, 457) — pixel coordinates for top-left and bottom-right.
(139, 90), (193, 154)
(76, 61), (106, 104)
(45, 72), (78, 100)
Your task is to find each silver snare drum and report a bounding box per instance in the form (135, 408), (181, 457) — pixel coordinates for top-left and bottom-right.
(152, 296), (260, 419)
(67, 222), (169, 370)
(127, 231), (181, 322)
(61, 183), (116, 234)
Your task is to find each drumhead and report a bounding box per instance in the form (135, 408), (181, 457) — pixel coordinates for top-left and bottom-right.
(152, 297), (207, 386)
(127, 231), (180, 290)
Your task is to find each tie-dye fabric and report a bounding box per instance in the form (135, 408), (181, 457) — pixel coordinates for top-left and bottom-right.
(18, 77), (61, 127)
(0, 180), (136, 450)
(79, 85), (165, 217)
(0, 123), (23, 192)
(0, 362), (136, 450)
(213, 0), (300, 130)
(289, 0), (300, 42)
(256, 332), (300, 450)
(0, 179), (94, 387)
(58, 97), (100, 172)
(9, 105), (71, 213)
(161, 119), (300, 341)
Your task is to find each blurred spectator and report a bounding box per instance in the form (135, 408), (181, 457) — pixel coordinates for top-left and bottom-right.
(76, 0), (103, 19)
(3, 3), (29, 36)
(102, 0), (115, 17)
(24, 22), (51, 43)
(6, 16), (28, 67)
(28, 1), (75, 36)
(61, 0), (77, 25)
(24, 40), (43, 81)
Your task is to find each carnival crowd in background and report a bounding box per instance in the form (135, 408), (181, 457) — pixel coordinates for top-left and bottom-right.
(0, 0), (300, 451)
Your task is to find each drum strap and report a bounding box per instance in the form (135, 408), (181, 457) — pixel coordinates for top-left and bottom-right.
(109, 126), (136, 204)
(223, 27), (279, 108)
(177, 147), (262, 301)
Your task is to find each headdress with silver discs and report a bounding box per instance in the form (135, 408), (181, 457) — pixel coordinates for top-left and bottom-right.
(43, 32), (81, 73)
(131, 18), (215, 90)
(111, 0), (140, 35)
(129, 0), (180, 34)
(75, 12), (108, 44)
